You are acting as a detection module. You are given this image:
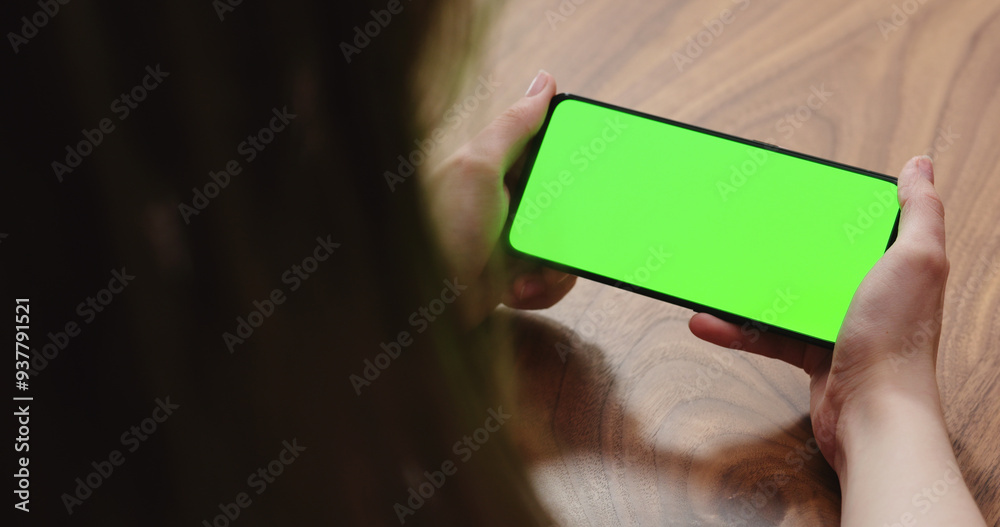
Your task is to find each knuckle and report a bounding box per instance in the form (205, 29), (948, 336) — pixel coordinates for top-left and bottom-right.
(918, 190), (946, 221)
(906, 244), (950, 281)
(496, 104), (534, 138)
(450, 146), (495, 179)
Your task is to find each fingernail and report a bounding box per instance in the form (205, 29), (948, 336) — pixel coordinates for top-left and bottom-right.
(518, 278), (544, 300)
(525, 69), (550, 97)
(916, 155), (934, 183)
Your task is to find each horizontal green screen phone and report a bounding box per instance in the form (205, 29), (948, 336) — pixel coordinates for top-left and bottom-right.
(504, 94), (900, 348)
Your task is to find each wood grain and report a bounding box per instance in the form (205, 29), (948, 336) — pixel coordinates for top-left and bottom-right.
(450, 0), (1000, 524)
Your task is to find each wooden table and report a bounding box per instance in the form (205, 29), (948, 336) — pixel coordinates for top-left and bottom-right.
(445, 0), (1000, 524)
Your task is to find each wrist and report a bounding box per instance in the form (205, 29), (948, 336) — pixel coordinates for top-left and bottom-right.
(831, 378), (986, 527)
(834, 379), (949, 478)
(821, 344), (941, 470)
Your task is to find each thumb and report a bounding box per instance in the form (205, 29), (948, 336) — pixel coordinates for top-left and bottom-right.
(895, 155), (946, 251)
(463, 70), (556, 175)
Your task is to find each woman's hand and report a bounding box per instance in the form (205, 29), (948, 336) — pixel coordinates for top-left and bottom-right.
(422, 71), (577, 326)
(689, 156), (986, 525)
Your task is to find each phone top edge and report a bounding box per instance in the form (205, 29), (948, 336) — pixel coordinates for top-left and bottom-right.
(550, 93), (899, 186)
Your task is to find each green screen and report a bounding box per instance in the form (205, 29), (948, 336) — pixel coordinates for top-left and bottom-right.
(508, 96), (899, 346)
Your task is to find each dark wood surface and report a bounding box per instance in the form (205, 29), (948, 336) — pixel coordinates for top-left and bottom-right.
(441, 0), (1000, 525)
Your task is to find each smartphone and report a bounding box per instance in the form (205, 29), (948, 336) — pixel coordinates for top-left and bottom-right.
(504, 94), (900, 348)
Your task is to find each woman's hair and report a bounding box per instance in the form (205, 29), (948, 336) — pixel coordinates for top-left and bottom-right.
(16, 1), (551, 524)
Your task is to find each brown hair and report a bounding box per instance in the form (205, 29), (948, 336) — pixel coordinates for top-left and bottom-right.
(16, 0), (550, 524)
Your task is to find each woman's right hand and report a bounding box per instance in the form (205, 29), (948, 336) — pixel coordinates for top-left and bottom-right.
(689, 156), (986, 525)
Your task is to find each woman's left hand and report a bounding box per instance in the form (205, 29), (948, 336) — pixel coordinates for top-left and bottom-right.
(423, 70), (577, 325)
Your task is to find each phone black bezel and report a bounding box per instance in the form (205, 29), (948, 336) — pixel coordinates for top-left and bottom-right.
(502, 93), (900, 350)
